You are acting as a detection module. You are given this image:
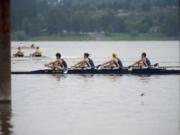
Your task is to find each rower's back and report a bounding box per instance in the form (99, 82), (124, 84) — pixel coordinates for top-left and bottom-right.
(88, 58), (95, 69)
(62, 59), (68, 69)
(114, 57), (123, 68)
(145, 57), (151, 67)
(141, 52), (151, 67)
(117, 58), (123, 68)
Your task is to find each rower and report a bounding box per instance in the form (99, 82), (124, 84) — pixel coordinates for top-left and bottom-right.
(100, 52), (123, 69)
(31, 44), (35, 49)
(14, 47), (24, 57)
(131, 52), (151, 67)
(45, 53), (67, 70)
(72, 53), (95, 69)
(32, 46), (42, 57)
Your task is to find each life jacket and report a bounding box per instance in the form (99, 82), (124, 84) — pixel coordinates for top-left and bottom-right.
(87, 58), (95, 68)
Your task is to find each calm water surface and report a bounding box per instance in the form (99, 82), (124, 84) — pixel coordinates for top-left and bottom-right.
(1, 41), (180, 135)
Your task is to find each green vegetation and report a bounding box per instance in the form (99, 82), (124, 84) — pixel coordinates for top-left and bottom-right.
(110, 33), (178, 41)
(12, 0), (179, 41)
(25, 33), (177, 41)
(29, 34), (96, 41)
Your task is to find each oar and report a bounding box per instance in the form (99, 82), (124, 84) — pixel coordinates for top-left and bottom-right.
(159, 66), (180, 68)
(153, 63), (159, 67)
(95, 64), (102, 69)
(127, 63), (159, 69)
(149, 63), (180, 69)
(128, 65), (132, 69)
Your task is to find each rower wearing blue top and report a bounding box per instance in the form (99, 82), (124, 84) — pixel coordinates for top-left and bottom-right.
(73, 53), (95, 69)
(132, 52), (151, 67)
(101, 52), (123, 69)
(45, 53), (67, 70)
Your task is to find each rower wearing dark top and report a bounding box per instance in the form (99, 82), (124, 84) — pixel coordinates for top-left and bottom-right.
(100, 52), (123, 69)
(45, 53), (67, 70)
(73, 53), (95, 69)
(132, 52), (151, 67)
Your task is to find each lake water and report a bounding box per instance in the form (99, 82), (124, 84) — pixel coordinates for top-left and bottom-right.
(1, 41), (180, 135)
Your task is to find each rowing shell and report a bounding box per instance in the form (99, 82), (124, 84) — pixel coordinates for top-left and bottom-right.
(12, 68), (180, 75)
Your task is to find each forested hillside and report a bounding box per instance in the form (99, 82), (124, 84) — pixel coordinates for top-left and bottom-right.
(12, 0), (179, 40)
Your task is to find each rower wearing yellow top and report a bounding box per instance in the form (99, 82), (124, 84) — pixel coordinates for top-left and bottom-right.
(14, 47), (24, 57)
(32, 46), (42, 57)
(101, 52), (123, 69)
(45, 53), (67, 70)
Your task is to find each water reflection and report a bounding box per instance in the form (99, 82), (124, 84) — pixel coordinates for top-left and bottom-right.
(79, 74), (94, 78)
(50, 74), (66, 81)
(135, 75), (152, 82)
(108, 74), (122, 81)
(0, 103), (12, 135)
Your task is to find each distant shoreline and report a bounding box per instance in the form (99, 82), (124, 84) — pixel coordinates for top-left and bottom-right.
(12, 33), (179, 41)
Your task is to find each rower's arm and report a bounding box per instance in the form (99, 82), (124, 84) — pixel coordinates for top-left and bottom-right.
(132, 59), (142, 66)
(45, 61), (56, 66)
(102, 60), (113, 66)
(74, 60), (84, 67)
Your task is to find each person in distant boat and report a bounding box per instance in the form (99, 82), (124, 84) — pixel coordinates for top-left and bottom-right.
(72, 53), (95, 69)
(100, 52), (123, 69)
(14, 47), (24, 57)
(31, 44), (35, 49)
(45, 53), (67, 70)
(131, 52), (151, 67)
(32, 46), (42, 57)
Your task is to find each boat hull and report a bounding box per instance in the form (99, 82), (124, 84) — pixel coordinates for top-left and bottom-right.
(12, 68), (180, 75)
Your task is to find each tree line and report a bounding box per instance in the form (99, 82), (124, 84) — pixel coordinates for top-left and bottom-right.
(12, 0), (179, 40)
